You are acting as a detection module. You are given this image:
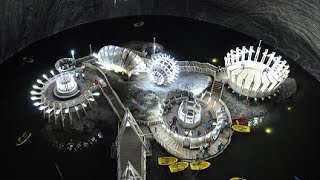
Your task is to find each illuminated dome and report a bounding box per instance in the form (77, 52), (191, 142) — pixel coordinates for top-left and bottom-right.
(148, 53), (179, 85)
(53, 72), (79, 99)
(177, 98), (202, 129)
(97, 45), (147, 76)
(224, 44), (290, 98)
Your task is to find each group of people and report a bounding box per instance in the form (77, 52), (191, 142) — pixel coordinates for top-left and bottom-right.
(199, 142), (211, 158)
(169, 116), (179, 133)
(59, 59), (74, 70)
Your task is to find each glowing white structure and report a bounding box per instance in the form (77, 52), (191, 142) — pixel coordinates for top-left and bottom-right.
(97, 45), (147, 76)
(224, 42), (290, 98)
(148, 53), (179, 85)
(30, 69), (98, 126)
(177, 98), (202, 129)
(54, 72), (79, 98)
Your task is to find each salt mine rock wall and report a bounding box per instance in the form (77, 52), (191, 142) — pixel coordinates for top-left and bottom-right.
(1, 0), (319, 81)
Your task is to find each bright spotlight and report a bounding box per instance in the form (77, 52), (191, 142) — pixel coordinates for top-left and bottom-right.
(31, 96), (41, 101)
(30, 90), (40, 95)
(211, 58), (218, 63)
(33, 102), (43, 106)
(71, 49), (75, 59)
(92, 92), (100, 96)
(81, 103), (87, 107)
(32, 85), (41, 90)
(37, 79), (44, 84)
(39, 106), (46, 110)
(287, 107), (292, 111)
(265, 127), (272, 134)
(75, 106), (79, 111)
(42, 74), (48, 80)
(55, 109), (61, 114)
(50, 70), (55, 76)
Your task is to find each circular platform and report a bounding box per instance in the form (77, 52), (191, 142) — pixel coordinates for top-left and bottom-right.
(162, 95), (232, 148)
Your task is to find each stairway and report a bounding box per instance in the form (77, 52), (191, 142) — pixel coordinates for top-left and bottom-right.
(211, 80), (224, 97)
(100, 84), (126, 120)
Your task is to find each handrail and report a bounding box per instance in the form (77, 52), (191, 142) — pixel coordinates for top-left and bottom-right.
(85, 63), (126, 111)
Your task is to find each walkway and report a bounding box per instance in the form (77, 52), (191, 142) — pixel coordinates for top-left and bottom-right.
(85, 62), (147, 180)
(150, 123), (232, 161)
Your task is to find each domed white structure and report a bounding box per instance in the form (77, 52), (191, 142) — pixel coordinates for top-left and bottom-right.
(97, 45), (147, 76)
(177, 97), (202, 129)
(224, 42), (290, 98)
(53, 72), (79, 99)
(148, 53), (179, 85)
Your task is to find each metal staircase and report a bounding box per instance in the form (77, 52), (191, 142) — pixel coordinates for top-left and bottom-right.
(211, 80), (224, 100)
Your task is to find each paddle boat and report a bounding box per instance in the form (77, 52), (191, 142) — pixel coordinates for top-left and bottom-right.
(158, 156), (178, 165)
(230, 177), (247, 180)
(232, 118), (248, 126)
(190, 160), (211, 170)
(168, 162), (189, 173)
(16, 131), (32, 146)
(231, 124), (251, 133)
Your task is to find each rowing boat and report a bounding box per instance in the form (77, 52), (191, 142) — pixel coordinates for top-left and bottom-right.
(231, 124), (251, 133)
(16, 131), (32, 146)
(158, 156), (178, 165)
(190, 161), (211, 170)
(168, 162), (189, 173)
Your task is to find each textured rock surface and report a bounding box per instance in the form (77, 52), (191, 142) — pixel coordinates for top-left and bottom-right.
(221, 88), (273, 120)
(1, 0), (319, 81)
(272, 78), (297, 102)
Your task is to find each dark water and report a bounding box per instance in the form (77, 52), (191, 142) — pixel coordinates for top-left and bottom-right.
(2, 15), (320, 180)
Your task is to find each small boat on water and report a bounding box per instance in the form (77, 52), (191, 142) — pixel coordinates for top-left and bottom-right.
(158, 156), (178, 165)
(231, 124), (251, 133)
(168, 162), (189, 173)
(230, 177), (247, 180)
(232, 118), (248, 126)
(190, 160), (211, 170)
(16, 131), (32, 146)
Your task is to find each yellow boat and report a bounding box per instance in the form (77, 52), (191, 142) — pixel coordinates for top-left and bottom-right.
(158, 156), (178, 165)
(190, 161), (211, 170)
(168, 162), (189, 173)
(231, 124), (251, 133)
(230, 177), (247, 180)
(16, 131), (32, 146)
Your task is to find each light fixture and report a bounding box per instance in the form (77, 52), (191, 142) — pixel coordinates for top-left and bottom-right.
(42, 74), (48, 80)
(39, 106), (47, 110)
(33, 102), (43, 106)
(31, 96), (41, 101)
(55, 109), (61, 114)
(30, 90), (41, 95)
(32, 85), (42, 90)
(71, 49), (75, 59)
(88, 98), (95, 101)
(50, 70), (55, 76)
(37, 79), (44, 85)
(92, 92), (100, 96)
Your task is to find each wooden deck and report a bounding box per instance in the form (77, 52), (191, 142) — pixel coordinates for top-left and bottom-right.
(119, 127), (145, 179)
(150, 123), (232, 161)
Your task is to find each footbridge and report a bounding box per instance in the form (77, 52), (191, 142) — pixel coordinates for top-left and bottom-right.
(85, 62), (148, 180)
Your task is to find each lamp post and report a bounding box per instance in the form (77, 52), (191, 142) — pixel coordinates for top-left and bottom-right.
(153, 37), (156, 55)
(71, 50), (75, 59)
